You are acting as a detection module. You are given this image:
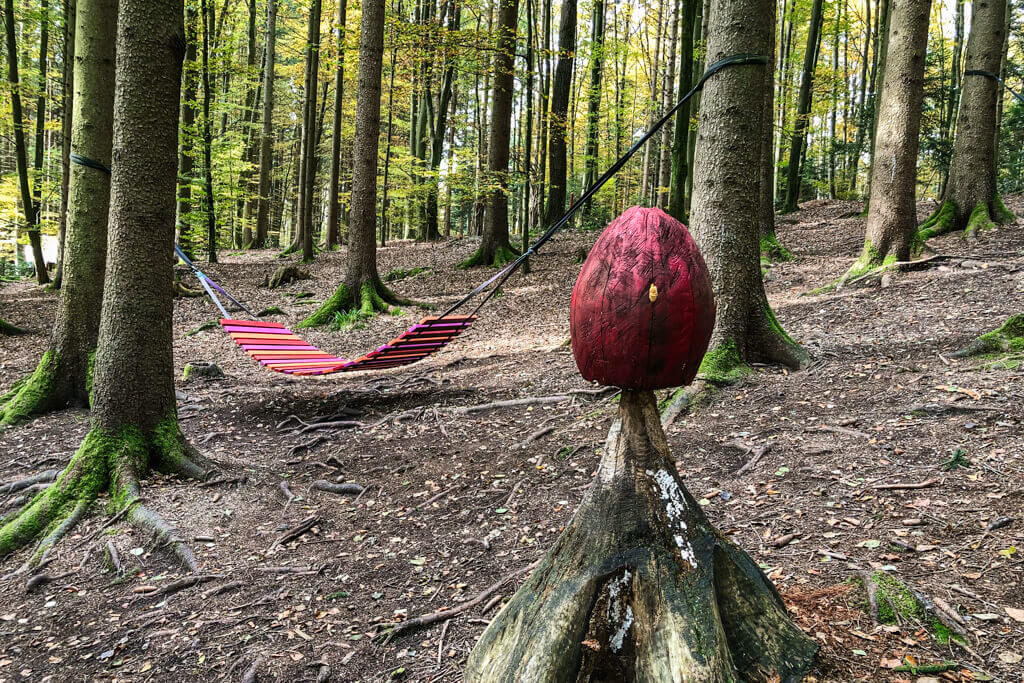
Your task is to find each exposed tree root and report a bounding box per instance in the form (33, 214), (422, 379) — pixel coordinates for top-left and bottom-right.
(466, 392), (817, 681)
(949, 314), (1024, 360)
(457, 243), (519, 269)
(918, 197), (1016, 242)
(0, 417), (211, 572)
(0, 317), (29, 336)
(297, 278), (416, 329)
(0, 470), (59, 495)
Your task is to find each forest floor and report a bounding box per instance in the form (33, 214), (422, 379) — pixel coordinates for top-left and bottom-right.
(1, 199), (1023, 682)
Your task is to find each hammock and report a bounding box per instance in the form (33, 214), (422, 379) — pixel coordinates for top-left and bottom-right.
(220, 316), (475, 376)
(167, 54), (765, 377)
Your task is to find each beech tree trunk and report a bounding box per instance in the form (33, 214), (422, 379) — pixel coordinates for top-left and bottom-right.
(253, 0), (276, 249)
(298, 0), (407, 327)
(843, 0), (931, 280)
(4, 0), (50, 285)
(689, 0), (807, 379)
(460, 0), (519, 267)
(668, 0), (697, 221)
(919, 0), (1014, 240)
(543, 0), (576, 229)
(1, 0), (116, 427)
(581, 0), (606, 218)
(200, 0), (218, 262)
(54, 0), (76, 288)
(466, 391), (817, 681)
(0, 0), (210, 572)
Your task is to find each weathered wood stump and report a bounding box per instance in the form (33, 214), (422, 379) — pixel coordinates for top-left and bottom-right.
(466, 208), (816, 681)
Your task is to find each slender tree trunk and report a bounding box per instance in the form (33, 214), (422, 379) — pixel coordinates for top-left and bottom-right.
(828, 4), (839, 197)
(685, 0), (707, 212)
(53, 0), (76, 289)
(847, 0), (872, 194)
(32, 0), (50, 262)
(381, 0), (400, 248)
(240, 0), (261, 248)
(938, 0), (964, 196)
(326, 0), (348, 249)
(863, 0), (891, 199)
(296, 0), (322, 262)
(522, 0), (535, 273)
(668, 0), (696, 220)
(4, 0), (50, 284)
(1, 0), (115, 426)
(760, 0), (790, 261)
(176, 7), (199, 254)
(690, 0), (807, 376)
(253, 0), (276, 249)
(423, 0), (459, 241)
(920, 0), (1013, 240)
(0, 0), (210, 572)
(542, 0), (576, 228)
(842, 0), (932, 280)
(781, 0), (823, 212)
(200, 0), (217, 262)
(655, 0), (680, 210)
(299, 0), (409, 327)
(461, 0), (519, 267)
(581, 0), (606, 218)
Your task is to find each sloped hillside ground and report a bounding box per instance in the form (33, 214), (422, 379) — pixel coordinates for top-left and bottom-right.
(0, 198), (1022, 682)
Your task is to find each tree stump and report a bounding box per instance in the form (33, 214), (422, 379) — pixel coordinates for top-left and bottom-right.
(466, 391), (816, 681)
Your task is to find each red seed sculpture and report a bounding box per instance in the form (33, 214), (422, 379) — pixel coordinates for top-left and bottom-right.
(465, 207), (816, 682)
(570, 206), (715, 390)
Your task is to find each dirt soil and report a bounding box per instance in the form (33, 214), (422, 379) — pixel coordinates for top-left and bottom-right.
(0, 199), (1022, 682)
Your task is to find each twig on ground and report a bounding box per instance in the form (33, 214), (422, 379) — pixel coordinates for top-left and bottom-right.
(279, 480), (296, 505)
(454, 395), (571, 415)
(157, 574), (218, 597)
(874, 478), (938, 491)
(311, 480), (364, 496)
(268, 515), (320, 550)
(240, 656), (264, 683)
(201, 581), (244, 599)
(736, 443), (772, 475)
(197, 475), (247, 488)
(376, 561), (538, 644)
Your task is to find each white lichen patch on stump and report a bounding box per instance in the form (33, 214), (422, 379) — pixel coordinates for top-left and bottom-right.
(646, 467), (697, 567)
(606, 570), (634, 652)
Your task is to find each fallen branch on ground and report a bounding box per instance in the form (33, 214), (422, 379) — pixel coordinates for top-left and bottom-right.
(311, 480), (363, 496)
(268, 515), (320, 550)
(874, 478), (938, 491)
(454, 395), (571, 415)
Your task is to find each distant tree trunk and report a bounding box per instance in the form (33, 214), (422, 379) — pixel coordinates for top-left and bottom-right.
(655, 0), (679, 210)
(760, 1), (790, 262)
(0, 0), (211, 572)
(33, 0), (49, 241)
(298, 0), (410, 327)
(581, 0), (606, 218)
(1, 0), (115, 426)
(522, 0), (534, 273)
(847, 0), (872, 194)
(200, 0), (217, 262)
(423, 0), (459, 242)
(460, 0), (520, 267)
(3, 0), (50, 284)
(297, 0), (322, 262)
(828, 4), (839, 197)
(542, 0), (576, 228)
(938, 0), (965, 196)
(381, 2), (399, 247)
(919, 0), (1013, 240)
(253, 0), (276, 249)
(325, 0), (347, 250)
(863, 0), (891, 200)
(842, 0), (932, 281)
(668, 0), (696, 220)
(53, 0), (76, 289)
(240, 0), (261, 248)
(781, 0), (823, 212)
(176, 7), (199, 254)
(690, 0), (807, 377)
(685, 0), (708, 212)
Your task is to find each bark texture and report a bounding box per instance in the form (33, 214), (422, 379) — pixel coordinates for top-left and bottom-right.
(689, 0), (807, 377)
(466, 391), (817, 681)
(298, 0), (406, 327)
(844, 0), (931, 280)
(0, 0), (209, 572)
(1, 0), (116, 426)
(919, 0), (1014, 240)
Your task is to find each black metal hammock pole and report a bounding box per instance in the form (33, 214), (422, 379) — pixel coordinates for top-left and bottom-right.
(440, 53), (769, 320)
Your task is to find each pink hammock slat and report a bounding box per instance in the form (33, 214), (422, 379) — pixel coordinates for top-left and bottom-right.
(220, 315), (477, 375)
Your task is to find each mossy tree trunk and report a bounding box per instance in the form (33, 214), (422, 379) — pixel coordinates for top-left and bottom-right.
(298, 0), (407, 328)
(689, 0), (807, 381)
(842, 0), (931, 282)
(919, 0), (1014, 241)
(1, 0), (117, 427)
(460, 0), (520, 268)
(466, 391), (816, 681)
(0, 0), (211, 572)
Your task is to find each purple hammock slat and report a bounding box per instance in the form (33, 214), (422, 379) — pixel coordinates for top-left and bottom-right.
(219, 315), (476, 375)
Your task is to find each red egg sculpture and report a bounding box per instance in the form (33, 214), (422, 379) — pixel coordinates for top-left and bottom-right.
(570, 206), (715, 390)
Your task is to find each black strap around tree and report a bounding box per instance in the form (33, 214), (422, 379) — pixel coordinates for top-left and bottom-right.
(964, 69), (1024, 105)
(440, 53), (770, 320)
(70, 152), (112, 175)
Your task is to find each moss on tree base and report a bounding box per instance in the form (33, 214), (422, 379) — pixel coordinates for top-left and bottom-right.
(760, 232), (793, 262)
(297, 279), (415, 329)
(0, 350), (95, 427)
(0, 416), (211, 571)
(918, 197), (1016, 242)
(949, 314), (1024, 361)
(457, 243), (519, 269)
(465, 392), (816, 681)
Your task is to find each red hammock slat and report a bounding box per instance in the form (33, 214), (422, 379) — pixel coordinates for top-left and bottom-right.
(219, 315), (476, 375)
